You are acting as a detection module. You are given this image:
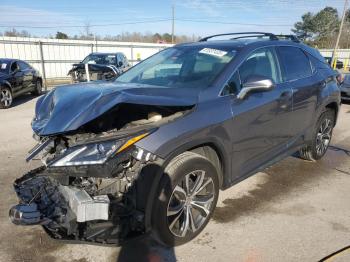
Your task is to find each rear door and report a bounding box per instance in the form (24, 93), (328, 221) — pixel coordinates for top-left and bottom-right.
(18, 61), (35, 91)
(226, 47), (294, 180)
(10, 61), (24, 94)
(276, 46), (319, 145)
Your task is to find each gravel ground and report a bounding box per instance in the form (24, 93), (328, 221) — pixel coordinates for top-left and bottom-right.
(0, 94), (349, 262)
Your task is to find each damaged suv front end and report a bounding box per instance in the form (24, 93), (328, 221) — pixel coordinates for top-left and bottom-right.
(10, 43), (238, 246)
(9, 81), (195, 245)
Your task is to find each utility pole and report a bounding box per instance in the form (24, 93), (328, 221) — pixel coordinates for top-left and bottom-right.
(331, 0), (348, 67)
(171, 5), (175, 44)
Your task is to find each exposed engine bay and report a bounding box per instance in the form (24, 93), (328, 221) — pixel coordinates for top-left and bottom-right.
(10, 103), (192, 245)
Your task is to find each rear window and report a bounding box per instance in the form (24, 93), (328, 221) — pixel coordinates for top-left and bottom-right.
(278, 46), (312, 81)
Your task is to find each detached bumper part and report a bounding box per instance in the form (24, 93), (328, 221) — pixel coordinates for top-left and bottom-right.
(59, 186), (110, 223)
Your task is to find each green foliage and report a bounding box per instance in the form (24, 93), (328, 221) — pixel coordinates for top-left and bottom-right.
(292, 6), (344, 48)
(55, 31), (69, 39)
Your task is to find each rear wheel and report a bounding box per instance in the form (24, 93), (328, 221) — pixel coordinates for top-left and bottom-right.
(0, 86), (13, 109)
(299, 109), (335, 161)
(153, 151), (219, 246)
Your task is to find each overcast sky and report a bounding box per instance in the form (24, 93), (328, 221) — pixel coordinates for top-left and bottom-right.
(0, 0), (346, 37)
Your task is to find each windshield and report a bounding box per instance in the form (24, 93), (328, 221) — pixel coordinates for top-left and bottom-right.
(82, 54), (117, 65)
(0, 60), (10, 74)
(116, 46), (236, 89)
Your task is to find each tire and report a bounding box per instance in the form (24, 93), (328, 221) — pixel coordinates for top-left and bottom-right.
(0, 86), (13, 109)
(152, 151), (219, 246)
(299, 109), (335, 161)
(32, 80), (42, 96)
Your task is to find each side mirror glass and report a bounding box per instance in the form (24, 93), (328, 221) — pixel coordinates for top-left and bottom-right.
(237, 75), (275, 99)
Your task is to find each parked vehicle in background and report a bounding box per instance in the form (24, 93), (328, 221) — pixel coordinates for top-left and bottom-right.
(324, 56), (344, 69)
(0, 58), (42, 109)
(10, 33), (340, 247)
(339, 73), (350, 103)
(68, 52), (130, 83)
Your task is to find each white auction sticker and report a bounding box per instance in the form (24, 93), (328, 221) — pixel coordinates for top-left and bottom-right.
(1, 63), (7, 69)
(199, 48), (227, 57)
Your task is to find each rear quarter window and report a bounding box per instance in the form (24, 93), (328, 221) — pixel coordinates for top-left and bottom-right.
(277, 46), (312, 81)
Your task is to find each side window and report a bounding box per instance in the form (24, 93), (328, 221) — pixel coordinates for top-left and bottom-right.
(239, 47), (281, 84)
(222, 71), (240, 95)
(277, 46), (312, 81)
(10, 61), (19, 72)
(18, 61), (30, 70)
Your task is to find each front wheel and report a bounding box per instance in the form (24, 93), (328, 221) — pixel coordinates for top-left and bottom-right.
(32, 80), (42, 96)
(299, 109), (335, 161)
(152, 151), (219, 246)
(0, 86), (13, 109)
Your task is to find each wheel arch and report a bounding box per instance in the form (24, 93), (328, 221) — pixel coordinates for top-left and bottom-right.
(141, 139), (229, 232)
(0, 80), (12, 92)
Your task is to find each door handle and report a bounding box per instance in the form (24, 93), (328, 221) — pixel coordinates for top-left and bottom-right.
(278, 90), (292, 109)
(279, 90), (293, 100)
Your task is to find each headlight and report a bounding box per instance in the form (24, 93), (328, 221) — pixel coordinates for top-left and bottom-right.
(50, 132), (150, 167)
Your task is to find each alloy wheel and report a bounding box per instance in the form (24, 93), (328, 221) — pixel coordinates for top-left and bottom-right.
(167, 170), (215, 238)
(316, 118), (332, 156)
(0, 89), (12, 107)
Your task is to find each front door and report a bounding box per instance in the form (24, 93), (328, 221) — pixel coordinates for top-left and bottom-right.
(227, 47), (294, 180)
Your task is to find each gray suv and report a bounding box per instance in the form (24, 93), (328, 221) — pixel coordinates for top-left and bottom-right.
(10, 33), (340, 247)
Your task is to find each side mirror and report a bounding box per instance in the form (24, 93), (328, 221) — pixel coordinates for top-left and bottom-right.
(237, 76), (275, 99)
(118, 61), (123, 67)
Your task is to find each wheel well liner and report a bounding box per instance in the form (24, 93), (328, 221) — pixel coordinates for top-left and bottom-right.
(189, 144), (224, 188)
(325, 102), (339, 125)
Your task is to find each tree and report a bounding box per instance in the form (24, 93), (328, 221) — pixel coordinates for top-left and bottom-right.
(162, 33), (172, 43)
(4, 28), (31, 37)
(292, 7), (340, 48)
(292, 12), (314, 40)
(313, 7), (339, 38)
(56, 31), (68, 39)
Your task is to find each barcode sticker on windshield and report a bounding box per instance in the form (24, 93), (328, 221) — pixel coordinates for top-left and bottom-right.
(199, 48), (227, 57)
(1, 63), (7, 69)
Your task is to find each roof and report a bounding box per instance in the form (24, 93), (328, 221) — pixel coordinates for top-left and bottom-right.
(89, 52), (124, 55)
(0, 58), (19, 62)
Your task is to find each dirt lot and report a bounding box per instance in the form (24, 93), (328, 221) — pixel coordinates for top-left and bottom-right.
(0, 94), (349, 262)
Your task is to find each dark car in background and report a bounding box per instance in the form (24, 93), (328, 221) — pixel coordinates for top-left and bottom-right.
(68, 52), (130, 83)
(324, 56), (344, 69)
(340, 73), (350, 102)
(0, 58), (42, 109)
(10, 33), (340, 247)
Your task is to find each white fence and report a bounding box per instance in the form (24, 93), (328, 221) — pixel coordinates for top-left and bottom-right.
(0, 36), (172, 85)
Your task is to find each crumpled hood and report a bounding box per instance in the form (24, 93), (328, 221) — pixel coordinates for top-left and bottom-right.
(32, 81), (199, 136)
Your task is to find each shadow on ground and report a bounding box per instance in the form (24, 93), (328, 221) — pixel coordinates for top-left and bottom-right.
(10, 94), (38, 107)
(212, 146), (348, 223)
(116, 236), (176, 262)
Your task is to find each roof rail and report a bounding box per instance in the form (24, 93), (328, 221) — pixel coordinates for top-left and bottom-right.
(198, 32), (300, 42)
(199, 32), (278, 42)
